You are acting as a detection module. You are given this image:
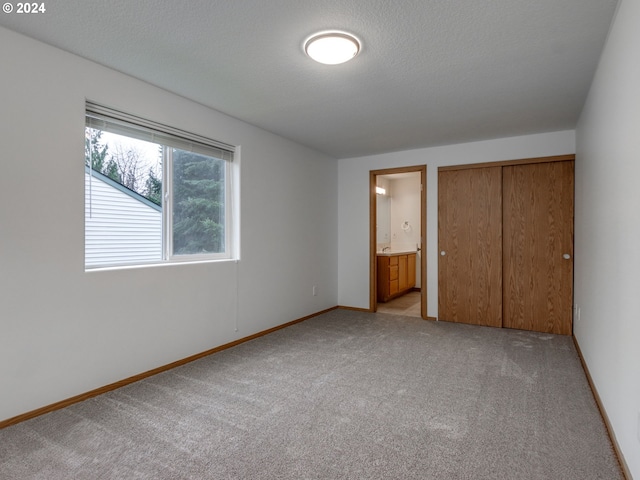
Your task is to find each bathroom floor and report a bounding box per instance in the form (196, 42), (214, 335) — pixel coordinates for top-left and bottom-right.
(376, 291), (421, 318)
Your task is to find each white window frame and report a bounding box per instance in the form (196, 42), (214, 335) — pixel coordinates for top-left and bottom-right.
(85, 102), (236, 269)
(161, 147), (233, 263)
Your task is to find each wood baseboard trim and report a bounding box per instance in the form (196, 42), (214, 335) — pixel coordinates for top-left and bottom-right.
(426, 316), (437, 321)
(573, 336), (632, 480)
(338, 305), (372, 313)
(0, 306), (339, 430)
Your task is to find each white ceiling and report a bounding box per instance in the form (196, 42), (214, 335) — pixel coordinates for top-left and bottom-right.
(0, 0), (618, 159)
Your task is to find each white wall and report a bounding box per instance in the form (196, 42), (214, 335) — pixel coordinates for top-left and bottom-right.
(575, 0), (640, 476)
(0, 27), (338, 422)
(389, 176), (422, 288)
(389, 176), (421, 253)
(338, 131), (575, 315)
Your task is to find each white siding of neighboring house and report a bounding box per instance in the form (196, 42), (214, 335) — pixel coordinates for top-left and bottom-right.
(85, 171), (162, 268)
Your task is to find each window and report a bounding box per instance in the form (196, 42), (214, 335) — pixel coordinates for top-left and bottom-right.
(85, 102), (235, 269)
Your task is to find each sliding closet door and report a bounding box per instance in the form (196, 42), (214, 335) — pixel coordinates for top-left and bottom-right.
(503, 161), (574, 335)
(438, 167), (502, 327)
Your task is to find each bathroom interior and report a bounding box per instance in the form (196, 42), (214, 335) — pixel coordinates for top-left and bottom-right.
(375, 172), (422, 317)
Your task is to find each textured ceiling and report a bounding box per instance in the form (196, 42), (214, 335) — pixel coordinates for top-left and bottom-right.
(0, 0), (618, 158)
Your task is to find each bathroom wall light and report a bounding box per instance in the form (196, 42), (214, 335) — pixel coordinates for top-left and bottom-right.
(376, 186), (386, 195)
(304, 31), (361, 65)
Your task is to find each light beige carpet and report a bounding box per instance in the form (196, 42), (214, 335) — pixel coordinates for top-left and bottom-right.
(0, 309), (623, 479)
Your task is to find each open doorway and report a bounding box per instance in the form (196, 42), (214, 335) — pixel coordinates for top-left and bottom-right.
(370, 166), (427, 319)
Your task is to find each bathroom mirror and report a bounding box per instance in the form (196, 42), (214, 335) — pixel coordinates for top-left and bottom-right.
(376, 193), (390, 246)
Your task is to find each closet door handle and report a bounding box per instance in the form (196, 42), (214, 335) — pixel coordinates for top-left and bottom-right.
(563, 253), (571, 260)
(440, 251), (446, 256)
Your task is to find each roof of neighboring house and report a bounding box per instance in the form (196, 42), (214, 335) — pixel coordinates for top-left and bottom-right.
(85, 165), (162, 212)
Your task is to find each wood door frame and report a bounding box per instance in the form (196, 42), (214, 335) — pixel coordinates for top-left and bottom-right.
(369, 165), (427, 319)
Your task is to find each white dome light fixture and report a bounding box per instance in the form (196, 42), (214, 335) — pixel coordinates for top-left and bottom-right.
(304, 31), (361, 65)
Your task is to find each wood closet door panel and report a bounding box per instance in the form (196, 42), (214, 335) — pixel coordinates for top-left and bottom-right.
(398, 255), (408, 291)
(407, 254), (416, 287)
(438, 167), (503, 327)
(503, 161), (574, 335)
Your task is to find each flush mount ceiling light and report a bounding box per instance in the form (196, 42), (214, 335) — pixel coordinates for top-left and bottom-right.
(304, 31), (361, 65)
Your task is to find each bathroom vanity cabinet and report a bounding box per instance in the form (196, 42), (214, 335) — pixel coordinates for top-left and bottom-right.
(377, 252), (416, 302)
